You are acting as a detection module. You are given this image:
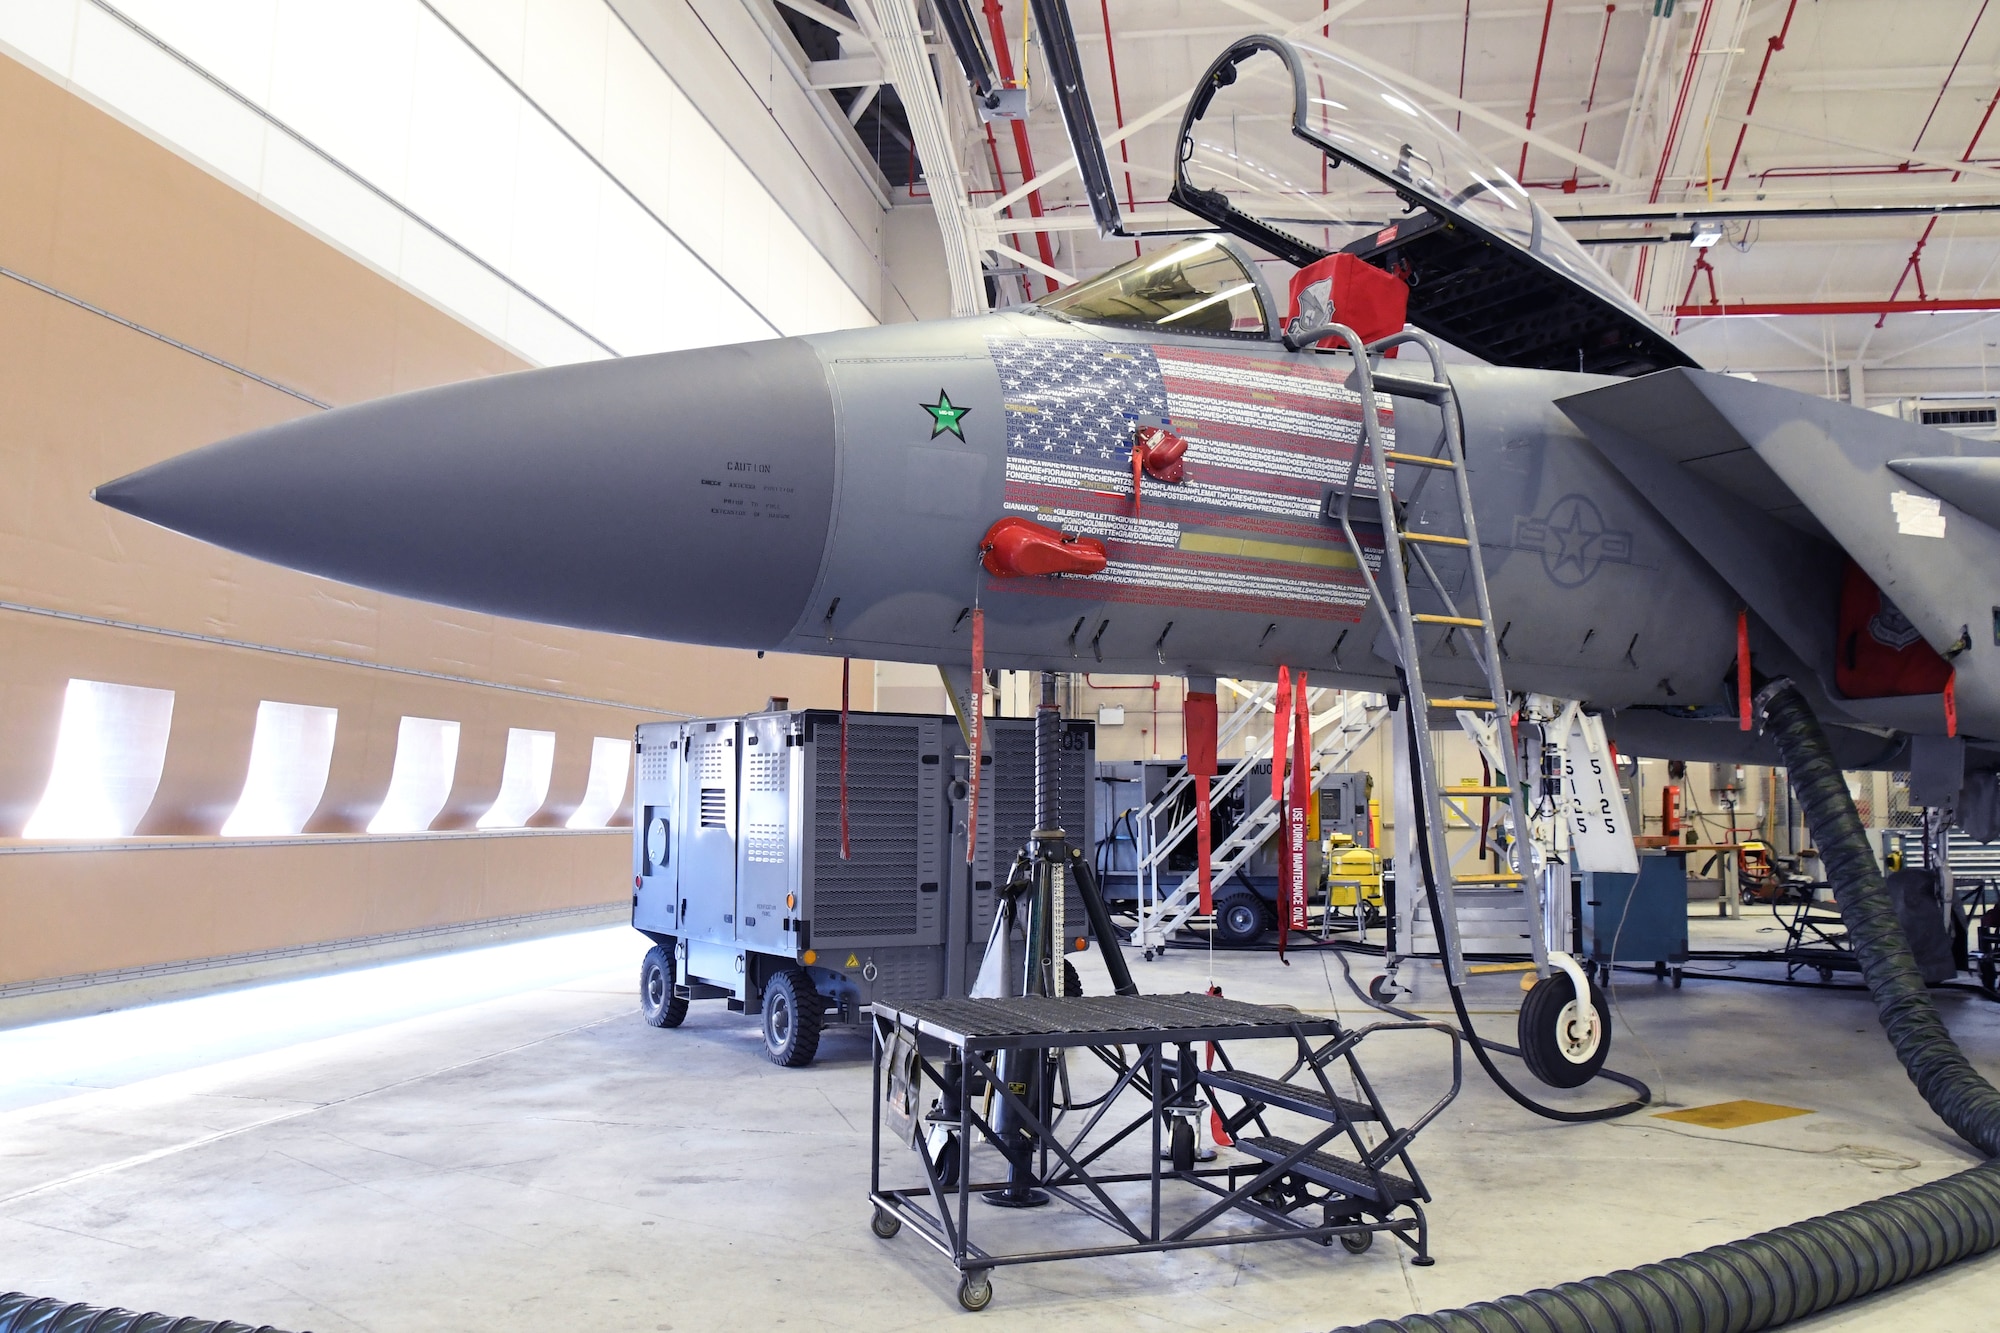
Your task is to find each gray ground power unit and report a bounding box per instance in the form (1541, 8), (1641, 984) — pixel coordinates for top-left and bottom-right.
(630, 707), (1094, 1066)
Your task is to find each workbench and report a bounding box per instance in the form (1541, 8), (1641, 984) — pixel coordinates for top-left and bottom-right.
(867, 992), (1458, 1310)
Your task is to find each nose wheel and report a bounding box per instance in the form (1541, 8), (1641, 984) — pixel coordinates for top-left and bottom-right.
(1518, 971), (1611, 1088)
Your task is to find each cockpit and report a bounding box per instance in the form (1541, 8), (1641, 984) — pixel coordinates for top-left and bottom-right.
(1032, 236), (1273, 339)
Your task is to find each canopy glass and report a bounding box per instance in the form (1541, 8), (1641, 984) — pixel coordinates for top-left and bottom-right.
(1170, 37), (1694, 375)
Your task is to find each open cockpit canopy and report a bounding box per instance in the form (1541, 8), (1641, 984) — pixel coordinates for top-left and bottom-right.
(1168, 36), (1695, 376)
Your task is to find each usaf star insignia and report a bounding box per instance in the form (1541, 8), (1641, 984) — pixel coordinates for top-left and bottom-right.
(923, 390), (970, 440)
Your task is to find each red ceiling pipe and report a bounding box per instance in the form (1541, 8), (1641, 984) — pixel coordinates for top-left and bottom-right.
(1097, 0), (1140, 257)
(1718, 0), (1798, 191)
(1566, 5), (1617, 192)
(1880, 79), (2000, 325)
(1912, 0), (1991, 153)
(983, 0), (1060, 294)
(1650, 0), (1718, 203)
(1456, 0), (1471, 132)
(1678, 297), (2000, 317)
(1517, 0), (1557, 181)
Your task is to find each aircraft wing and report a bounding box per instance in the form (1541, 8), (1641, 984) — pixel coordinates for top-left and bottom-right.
(1558, 369), (2000, 742)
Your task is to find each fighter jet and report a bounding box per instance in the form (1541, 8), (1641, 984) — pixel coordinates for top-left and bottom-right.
(93, 36), (1998, 801)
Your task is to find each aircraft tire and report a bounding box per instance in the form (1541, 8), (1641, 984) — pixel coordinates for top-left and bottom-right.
(1517, 972), (1610, 1089)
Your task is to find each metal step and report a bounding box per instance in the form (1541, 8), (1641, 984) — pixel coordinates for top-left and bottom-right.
(1199, 1068), (1376, 1124)
(1232, 1135), (1420, 1203)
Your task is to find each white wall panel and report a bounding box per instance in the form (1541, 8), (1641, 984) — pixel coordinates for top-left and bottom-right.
(0, 0), (876, 368)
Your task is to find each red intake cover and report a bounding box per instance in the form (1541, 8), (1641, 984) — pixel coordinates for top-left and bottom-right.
(1835, 560), (1951, 699)
(1135, 426), (1188, 483)
(980, 516), (1109, 578)
(1286, 252), (1409, 348)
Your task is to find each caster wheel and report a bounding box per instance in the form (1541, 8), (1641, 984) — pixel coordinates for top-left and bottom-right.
(870, 1206), (901, 1240)
(1518, 973), (1610, 1089)
(1170, 1117), (1197, 1173)
(1817, 965), (1835, 984)
(926, 1130), (962, 1190)
(1368, 973), (1399, 1003)
(1340, 1228), (1374, 1255)
(957, 1272), (993, 1312)
(1142, 948), (1155, 962)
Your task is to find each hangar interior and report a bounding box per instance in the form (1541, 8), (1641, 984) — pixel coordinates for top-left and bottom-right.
(3, 2), (1999, 1330)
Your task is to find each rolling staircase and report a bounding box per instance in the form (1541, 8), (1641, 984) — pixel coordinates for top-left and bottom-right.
(1132, 686), (1388, 954)
(1296, 319), (1537, 986)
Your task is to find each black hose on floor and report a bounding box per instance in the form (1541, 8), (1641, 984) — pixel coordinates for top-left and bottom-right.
(1333, 679), (2000, 1333)
(0, 1291), (297, 1332)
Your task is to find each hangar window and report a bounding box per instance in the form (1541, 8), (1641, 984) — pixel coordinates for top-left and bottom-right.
(477, 728), (557, 829)
(1034, 237), (1270, 338)
(567, 737), (632, 829)
(23, 679), (176, 839)
(222, 701), (339, 838)
(367, 717), (461, 835)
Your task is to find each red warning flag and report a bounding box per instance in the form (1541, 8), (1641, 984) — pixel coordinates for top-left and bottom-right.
(1186, 689), (1219, 914)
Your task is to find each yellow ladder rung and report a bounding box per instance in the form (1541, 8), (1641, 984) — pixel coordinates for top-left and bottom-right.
(1446, 785), (1510, 795)
(1430, 698), (1497, 710)
(1400, 531), (1470, 547)
(1455, 872), (1526, 884)
(1413, 614), (1485, 627)
(1385, 451), (1455, 468)
(1468, 961), (1538, 975)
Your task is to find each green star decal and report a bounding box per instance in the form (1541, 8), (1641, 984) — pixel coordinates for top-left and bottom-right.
(922, 390), (971, 440)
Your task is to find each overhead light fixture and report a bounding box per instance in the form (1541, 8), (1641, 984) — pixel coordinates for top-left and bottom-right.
(1690, 223), (1725, 249)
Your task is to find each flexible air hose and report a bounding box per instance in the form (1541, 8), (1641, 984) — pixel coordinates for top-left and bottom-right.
(1333, 679), (2000, 1333)
(0, 1292), (295, 1332)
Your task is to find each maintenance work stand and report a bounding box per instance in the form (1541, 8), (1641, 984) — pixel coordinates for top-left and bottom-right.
(868, 991), (1459, 1311)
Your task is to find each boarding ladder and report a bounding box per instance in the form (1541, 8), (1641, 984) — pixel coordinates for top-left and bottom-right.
(1287, 317), (1536, 987)
(1133, 685), (1388, 954)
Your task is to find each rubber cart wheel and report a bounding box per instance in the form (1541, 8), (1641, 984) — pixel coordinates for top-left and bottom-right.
(957, 1271), (993, 1312)
(1518, 972), (1610, 1089)
(761, 967), (824, 1067)
(870, 1205), (901, 1240)
(1340, 1228), (1374, 1255)
(1368, 972), (1400, 1003)
(1214, 891), (1269, 947)
(1170, 1117), (1197, 1173)
(1061, 958), (1084, 998)
(639, 945), (688, 1029)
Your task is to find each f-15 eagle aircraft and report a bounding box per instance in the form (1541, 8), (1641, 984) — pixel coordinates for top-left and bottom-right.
(94, 36), (1996, 802)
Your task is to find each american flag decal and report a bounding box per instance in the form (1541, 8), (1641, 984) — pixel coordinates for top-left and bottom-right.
(989, 336), (1389, 622)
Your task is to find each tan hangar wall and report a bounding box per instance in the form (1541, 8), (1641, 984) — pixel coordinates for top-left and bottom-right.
(0, 52), (862, 1008)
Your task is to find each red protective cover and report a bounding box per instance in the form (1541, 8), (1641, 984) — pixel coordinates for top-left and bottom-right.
(1286, 253), (1409, 347)
(979, 516), (1109, 578)
(1185, 691), (1219, 915)
(1136, 426), (1188, 482)
(1835, 560), (1950, 699)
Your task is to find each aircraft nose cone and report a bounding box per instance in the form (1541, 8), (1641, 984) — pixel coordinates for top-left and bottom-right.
(96, 339), (837, 647)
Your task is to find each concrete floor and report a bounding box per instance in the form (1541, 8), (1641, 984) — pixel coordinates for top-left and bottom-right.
(2, 923), (1997, 1331)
